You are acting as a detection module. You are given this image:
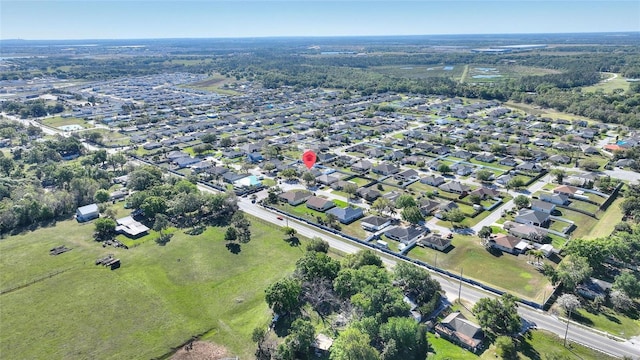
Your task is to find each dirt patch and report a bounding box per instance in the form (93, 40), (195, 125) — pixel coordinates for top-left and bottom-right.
(171, 341), (230, 360)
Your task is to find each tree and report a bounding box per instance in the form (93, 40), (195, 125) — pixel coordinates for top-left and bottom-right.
(478, 226), (492, 239)
(371, 197), (394, 215)
(564, 237), (610, 273)
(507, 177), (525, 190)
(295, 251), (341, 282)
(476, 169), (494, 182)
(94, 189), (110, 203)
(468, 194), (482, 205)
(514, 195), (530, 209)
(334, 266), (389, 299)
(306, 237), (329, 253)
(437, 163), (451, 174)
(280, 168), (298, 182)
(379, 317), (427, 360)
(224, 226), (238, 242)
(556, 255), (592, 292)
(154, 213), (172, 245)
(330, 327), (380, 360)
(265, 277), (301, 315)
(393, 262), (441, 315)
(201, 133), (217, 144)
(276, 318), (315, 360)
(302, 171), (316, 187)
(472, 294), (521, 337)
(140, 196), (167, 220)
(231, 211), (251, 243)
(613, 271), (640, 298)
(219, 137), (233, 148)
(552, 169), (566, 184)
(395, 194), (417, 209)
(283, 226), (297, 240)
(581, 160), (600, 171)
(128, 167), (162, 191)
(92, 149), (108, 166)
(94, 217), (116, 241)
(343, 182), (358, 201)
(401, 206), (424, 225)
(494, 336), (516, 359)
(342, 250), (383, 269)
(556, 293), (581, 317)
(442, 208), (465, 228)
(351, 283), (409, 322)
(611, 290), (633, 311)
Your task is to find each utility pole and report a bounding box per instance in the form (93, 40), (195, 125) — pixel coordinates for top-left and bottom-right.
(563, 307), (572, 347)
(458, 267), (463, 303)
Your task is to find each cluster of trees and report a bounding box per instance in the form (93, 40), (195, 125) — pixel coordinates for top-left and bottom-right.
(261, 248), (441, 360)
(1, 99), (64, 119)
(0, 138), (131, 234)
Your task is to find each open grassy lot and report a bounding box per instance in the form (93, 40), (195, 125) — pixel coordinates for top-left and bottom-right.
(571, 306), (640, 337)
(0, 216), (308, 359)
(585, 198), (623, 239)
(407, 235), (552, 302)
(554, 208), (598, 239)
(582, 72), (631, 94)
(42, 116), (92, 129)
(505, 101), (598, 124)
(182, 73), (240, 95)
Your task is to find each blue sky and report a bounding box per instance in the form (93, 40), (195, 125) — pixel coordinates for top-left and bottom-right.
(1, 1), (639, 40)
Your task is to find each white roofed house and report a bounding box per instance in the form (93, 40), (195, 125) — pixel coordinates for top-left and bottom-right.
(76, 204), (99, 222)
(115, 216), (150, 238)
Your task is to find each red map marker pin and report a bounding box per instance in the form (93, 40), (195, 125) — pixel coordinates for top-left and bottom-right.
(302, 150), (317, 169)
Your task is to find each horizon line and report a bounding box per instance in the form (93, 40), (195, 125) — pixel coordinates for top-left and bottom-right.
(2, 30), (639, 42)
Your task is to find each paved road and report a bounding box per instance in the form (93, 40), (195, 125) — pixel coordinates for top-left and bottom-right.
(471, 174), (551, 232)
(228, 192), (640, 359)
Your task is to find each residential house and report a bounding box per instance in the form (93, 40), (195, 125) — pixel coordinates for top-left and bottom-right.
(435, 312), (484, 353)
(514, 209), (550, 227)
(540, 192), (570, 205)
(173, 156), (201, 169)
(115, 216), (150, 238)
(76, 203), (99, 222)
(395, 169), (419, 182)
(351, 160), (373, 173)
(452, 164), (474, 176)
(553, 185), (578, 197)
(549, 154), (571, 164)
(419, 233), (452, 251)
(222, 172), (246, 184)
(326, 206), (364, 224)
(469, 187), (500, 200)
(357, 187), (382, 202)
(516, 162), (543, 172)
(499, 157), (518, 167)
(385, 226), (426, 244)
(420, 199), (443, 215)
(439, 181), (471, 195)
(361, 216), (392, 231)
(475, 153), (496, 163)
(504, 221), (548, 242)
(421, 175), (445, 187)
(279, 190), (312, 206)
(373, 163), (400, 176)
(306, 196), (336, 212)
(488, 234), (523, 255)
(316, 174), (340, 186)
(577, 278), (613, 300)
(531, 199), (556, 214)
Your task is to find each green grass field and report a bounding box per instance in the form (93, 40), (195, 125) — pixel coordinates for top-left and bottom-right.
(582, 72), (631, 94)
(0, 216), (308, 359)
(572, 307), (640, 337)
(183, 74), (241, 95)
(42, 116), (92, 129)
(585, 198), (623, 239)
(407, 235), (553, 302)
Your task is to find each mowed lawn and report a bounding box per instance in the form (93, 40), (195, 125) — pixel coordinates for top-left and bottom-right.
(408, 235), (553, 303)
(0, 216), (307, 359)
